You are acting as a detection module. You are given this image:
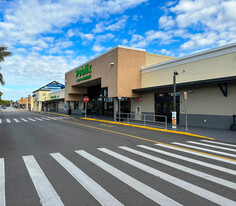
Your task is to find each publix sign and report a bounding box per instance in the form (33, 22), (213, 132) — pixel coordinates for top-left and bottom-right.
(76, 64), (92, 82)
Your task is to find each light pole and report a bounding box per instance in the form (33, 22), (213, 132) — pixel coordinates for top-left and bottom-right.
(172, 71), (179, 129)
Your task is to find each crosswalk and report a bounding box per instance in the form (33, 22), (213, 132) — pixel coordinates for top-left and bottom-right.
(0, 116), (69, 124)
(1, 139), (236, 205)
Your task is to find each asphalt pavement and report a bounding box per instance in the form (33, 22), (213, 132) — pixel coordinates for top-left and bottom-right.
(0, 107), (236, 206)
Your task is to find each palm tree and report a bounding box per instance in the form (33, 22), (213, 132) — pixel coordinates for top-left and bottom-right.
(0, 45), (12, 85)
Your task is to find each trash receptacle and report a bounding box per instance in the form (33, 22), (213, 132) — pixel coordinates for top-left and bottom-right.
(68, 108), (71, 115)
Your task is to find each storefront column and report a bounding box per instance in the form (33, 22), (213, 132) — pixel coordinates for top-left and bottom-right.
(114, 97), (118, 121)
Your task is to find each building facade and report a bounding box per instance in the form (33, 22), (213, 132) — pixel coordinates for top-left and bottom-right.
(65, 43), (236, 129)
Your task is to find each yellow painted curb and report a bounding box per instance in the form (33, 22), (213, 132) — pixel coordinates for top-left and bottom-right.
(81, 118), (214, 140)
(32, 111), (69, 117)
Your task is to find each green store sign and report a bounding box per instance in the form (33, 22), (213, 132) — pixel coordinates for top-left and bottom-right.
(76, 64), (92, 82)
(50, 96), (56, 99)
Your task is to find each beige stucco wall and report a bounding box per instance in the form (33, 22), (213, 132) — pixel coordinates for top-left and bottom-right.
(179, 83), (236, 116)
(146, 53), (175, 67)
(142, 52), (236, 88)
(131, 93), (155, 113)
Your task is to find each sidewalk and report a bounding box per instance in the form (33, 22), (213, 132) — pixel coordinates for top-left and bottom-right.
(41, 111), (236, 144)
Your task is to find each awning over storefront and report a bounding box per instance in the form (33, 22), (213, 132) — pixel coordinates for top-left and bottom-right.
(133, 76), (236, 93)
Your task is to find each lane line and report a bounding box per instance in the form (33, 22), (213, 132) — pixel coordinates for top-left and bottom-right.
(22, 155), (64, 206)
(28, 118), (36, 122)
(13, 118), (19, 123)
(6, 119), (11, 123)
(138, 145), (236, 176)
(59, 119), (236, 162)
(99, 148), (236, 206)
(0, 158), (5, 206)
(187, 141), (236, 152)
(172, 142), (236, 158)
(34, 118), (43, 121)
(155, 144), (236, 165)
(76, 150), (182, 206)
(201, 140), (236, 148)
(21, 118), (28, 122)
(119, 146), (236, 190)
(51, 153), (123, 206)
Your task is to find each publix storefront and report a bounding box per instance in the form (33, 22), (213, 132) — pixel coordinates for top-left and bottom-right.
(65, 45), (174, 119)
(65, 43), (236, 129)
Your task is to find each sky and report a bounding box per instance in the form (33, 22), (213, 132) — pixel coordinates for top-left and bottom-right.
(0, 0), (236, 101)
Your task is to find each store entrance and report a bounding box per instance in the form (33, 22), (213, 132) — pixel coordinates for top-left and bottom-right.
(86, 85), (114, 117)
(155, 92), (180, 123)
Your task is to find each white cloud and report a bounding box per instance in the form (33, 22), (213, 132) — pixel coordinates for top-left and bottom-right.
(160, 0), (236, 50)
(92, 44), (105, 52)
(93, 15), (129, 33)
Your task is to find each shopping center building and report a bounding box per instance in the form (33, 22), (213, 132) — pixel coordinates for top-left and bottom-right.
(65, 43), (236, 129)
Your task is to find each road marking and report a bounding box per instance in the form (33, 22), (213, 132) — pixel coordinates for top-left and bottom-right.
(21, 118), (28, 122)
(13, 118), (19, 122)
(187, 141), (236, 152)
(28, 118), (36, 122)
(0, 119), (2, 124)
(201, 140), (236, 148)
(0, 159), (5, 206)
(46, 117), (57, 120)
(99, 148), (236, 206)
(41, 117), (50, 120)
(156, 144), (236, 165)
(76, 150), (182, 206)
(137, 145), (236, 176)
(34, 118), (43, 121)
(51, 153), (123, 206)
(6, 119), (11, 123)
(172, 142), (236, 158)
(23, 155), (64, 206)
(119, 146), (236, 190)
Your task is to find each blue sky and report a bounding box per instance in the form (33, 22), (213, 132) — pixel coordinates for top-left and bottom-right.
(0, 0), (236, 101)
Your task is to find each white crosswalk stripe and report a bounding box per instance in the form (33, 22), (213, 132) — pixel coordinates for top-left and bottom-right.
(28, 118), (36, 122)
(137, 145), (236, 176)
(172, 142), (236, 158)
(21, 118), (28, 122)
(45, 117), (57, 120)
(0, 119), (2, 124)
(23, 155), (64, 206)
(187, 141), (236, 152)
(76, 150), (182, 206)
(0, 158), (5, 206)
(6, 119), (11, 123)
(41, 117), (50, 120)
(13, 118), (19, 123)
(155, 143), (236, 165)
(201, 140), (236, 148)
(51, 153), (123, 206)
(119, 146), (236, 190)
(2, 140), (236, 205)
(98, 148), (236, 206)
(34, 117), (43, 121)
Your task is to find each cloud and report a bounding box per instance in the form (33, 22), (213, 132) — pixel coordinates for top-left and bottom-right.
(92, 44), (105, 52)
(159, 0), (236, 50)
(93, 15), (129, 33)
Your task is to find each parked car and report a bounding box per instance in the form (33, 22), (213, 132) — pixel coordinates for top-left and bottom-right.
(2, 105), (6, 109)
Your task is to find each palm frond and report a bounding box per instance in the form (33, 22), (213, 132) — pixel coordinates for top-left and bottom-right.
(0, 73), (5, 85)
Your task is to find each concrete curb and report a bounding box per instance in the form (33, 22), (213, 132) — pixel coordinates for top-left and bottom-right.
(81, 117), (215, 140)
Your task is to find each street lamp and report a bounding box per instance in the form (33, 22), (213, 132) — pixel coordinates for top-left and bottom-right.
(172, 71), (179, 129)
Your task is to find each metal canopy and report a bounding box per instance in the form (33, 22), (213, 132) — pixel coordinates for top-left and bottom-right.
(33, 81), (65, 93)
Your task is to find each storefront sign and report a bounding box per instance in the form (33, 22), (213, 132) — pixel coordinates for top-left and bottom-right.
(134, 98), (141, 102)
(50, 96), (56, 99)
(76, 64), (92, 82)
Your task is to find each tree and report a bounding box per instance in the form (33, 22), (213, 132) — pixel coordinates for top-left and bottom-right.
(0, 45), (12, 85)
